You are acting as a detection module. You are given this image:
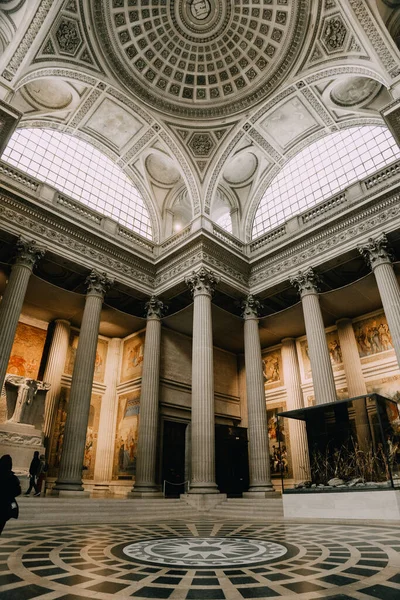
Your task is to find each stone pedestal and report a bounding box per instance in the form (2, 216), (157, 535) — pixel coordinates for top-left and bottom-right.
(290, 269), (337, 405)
(242, 295), (274, 495)
(185, 268), (219, 495)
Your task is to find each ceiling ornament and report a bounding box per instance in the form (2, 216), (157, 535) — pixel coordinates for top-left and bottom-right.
(93, 0), (308, 118)
(330, 77), (381, 108)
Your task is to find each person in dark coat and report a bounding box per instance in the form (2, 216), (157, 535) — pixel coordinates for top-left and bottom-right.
(25, 450), (41, 496)
(0, 454), (21, 535)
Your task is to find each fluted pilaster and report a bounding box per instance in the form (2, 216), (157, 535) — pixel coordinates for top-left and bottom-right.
(54, 271), (112, 494)
(336, 319), (370, 452)
(281, 338), (310, 482)
(0, 239), (45, 391)
(185, 268), (219, 494)
(359, 235), (400, 368)
(290, 269), (337, 405)
(131, 296), (165, 497)
(242, 295), (274, 495)
(42, 320), (71, 443)
(93, 338), (122, 493)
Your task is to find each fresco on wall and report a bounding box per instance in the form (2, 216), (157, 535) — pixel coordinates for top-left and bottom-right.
(65, 332), (108, 383)
(353, 314), (393, 358)
(267, 404), (291, 478)
(113, 390), (140, 479)
(49, 387), (102, 480)
(300, 331), (342, 380)
(367, 376), (400, 404)
(262, 350), (282, 386)
(7, 322), (47, 380)
(120, 333), (145, 383)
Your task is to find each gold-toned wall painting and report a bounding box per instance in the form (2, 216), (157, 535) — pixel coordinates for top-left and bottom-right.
(300, 331), (342, 380)
(353, 314), (393, 358)
(113, 390), (140, 479)
(267, 404), (292, 478)
(49, 387), (102, 480)
(7, 322), (47, 380)
(367, 376), (400, 404)
(65, 332), (108, 383)
(120, 333), (145, 383)
(262, 350), (282, 386)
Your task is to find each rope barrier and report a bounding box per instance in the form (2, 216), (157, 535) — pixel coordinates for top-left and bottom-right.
(163, 480), (190, 496)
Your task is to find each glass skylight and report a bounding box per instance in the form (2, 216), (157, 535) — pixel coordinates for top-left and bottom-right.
(216, 212), (233, 234)
(2, 128), (153, 239)
(252, 126), (400, 239)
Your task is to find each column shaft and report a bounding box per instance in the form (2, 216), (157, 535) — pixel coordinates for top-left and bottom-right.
(190, 292), (218, 492)
(93, 338), (121, 492)
(373, 262), (400, 367)
(132, 313), (162, 497)
(281, 338), (310, 482)
(244, 317), (274, 493)
(54, 272), (111, 494)
(42, 320), (71, 443)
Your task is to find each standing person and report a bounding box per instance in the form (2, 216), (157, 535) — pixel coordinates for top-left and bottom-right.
(0, 454), (21, 535)
(36, 454), (48, 497)
(25, 451), (41, 496)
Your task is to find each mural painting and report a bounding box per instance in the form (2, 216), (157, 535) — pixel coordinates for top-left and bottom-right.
(367, 376), (400, 405)
(262, 350), (282, 386)
(65, 332), (108, 383)
(7, 322), (47, 380)
(300, 330), (342, 380)
(267, 404), (291, 478)
(120, 332), (145, 383)
(49, 387), (102, 480)
(113, 390), (140, 479)
(353, 313), (393, 358)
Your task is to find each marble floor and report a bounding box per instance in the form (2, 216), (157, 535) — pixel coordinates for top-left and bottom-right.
(1, 521), (400, 599)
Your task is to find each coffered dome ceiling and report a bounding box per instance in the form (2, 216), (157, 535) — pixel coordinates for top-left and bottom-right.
(94, 0), (307, 118)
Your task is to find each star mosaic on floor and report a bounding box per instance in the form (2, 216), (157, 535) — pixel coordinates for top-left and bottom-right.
(1, 521), (400, 599)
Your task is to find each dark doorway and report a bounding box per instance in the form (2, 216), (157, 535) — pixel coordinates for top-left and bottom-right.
(161, 420), (187, 497)
(215, 425), (249, 496)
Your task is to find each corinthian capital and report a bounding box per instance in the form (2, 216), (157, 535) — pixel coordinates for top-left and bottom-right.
(14, 238), (45, 269)
(358, 234), (393, 269)
(185, 267), (220, 297)
(241, 294), (263, 320)
(85, 270), (113, 297)
(145, 295), (166, 320)
(290, 268), (321, 297)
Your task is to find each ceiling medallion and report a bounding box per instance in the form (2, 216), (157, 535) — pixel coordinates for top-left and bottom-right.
(95, 0), (307, 118)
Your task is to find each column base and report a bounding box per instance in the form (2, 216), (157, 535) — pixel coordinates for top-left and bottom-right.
(128, 490), (163, 498)
(91, 484), (111, 498)
(53, 480), (85, 495)
(53, 489), (90, 498)
(243, 488), (276, 498)
(188, 483), (219, 495)
(181, 493), (227, 511)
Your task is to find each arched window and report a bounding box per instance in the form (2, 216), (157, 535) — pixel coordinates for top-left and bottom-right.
(2, 128), (153, 239)
(252, 126), (400, 239)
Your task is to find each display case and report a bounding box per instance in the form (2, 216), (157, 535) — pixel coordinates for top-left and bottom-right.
(277, 394), (400, 493)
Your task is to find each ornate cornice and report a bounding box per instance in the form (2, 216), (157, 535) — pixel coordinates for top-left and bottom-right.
(85, 270), (113, 297)
(145, 295), (166, 320)
(185, 267), (220, 298)
(14, 238), (45, 270)
(290, 268), (321, 297)
(358, 234), (394, 269)
(241, 294), (263, 320)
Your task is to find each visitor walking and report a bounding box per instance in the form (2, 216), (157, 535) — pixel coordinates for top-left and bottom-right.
(36, 454), (49, 497)
(25, 451), (41, 496)
(0, 454), (21, 535)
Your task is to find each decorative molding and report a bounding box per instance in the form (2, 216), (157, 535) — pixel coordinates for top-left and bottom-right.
(241, 294), (263, 320)
(85, 270), (113, 297)
(290, 267), (321, 296)
(185, 267), (220, 297)
(0, 431), (42, 447)
(358, 233), (394, 269)
(145, 296), (166, 320)
(14, 237), (45, 269)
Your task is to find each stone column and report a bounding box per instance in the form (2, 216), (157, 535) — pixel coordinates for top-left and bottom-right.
(185, 267), (219, 496)
(131, 296), (165, 498)
(0, 239), (45, 392)
(42, 320), (71, 446)
(281, 338), (310, 483)
(242, 295), (274, 496)
(54, 271), (112, 495)
(336, 319), (370, 452)
(290, 268), (337, 405)
(359, 234), (400, 368)
(93, 338), (122, 497)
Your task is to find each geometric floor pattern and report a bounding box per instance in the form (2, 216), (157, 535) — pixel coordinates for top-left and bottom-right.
(1, 521), (400, 599)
